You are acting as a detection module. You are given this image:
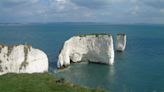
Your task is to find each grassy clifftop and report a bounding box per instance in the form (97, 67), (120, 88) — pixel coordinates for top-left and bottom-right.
(78, 33), (112, 37)
(0, 73), (106, 92)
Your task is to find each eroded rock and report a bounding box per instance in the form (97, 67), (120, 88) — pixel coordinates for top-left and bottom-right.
(116, 33), (126, 52)
(57, 34), (114, 68)
(0, 44), (48, 75)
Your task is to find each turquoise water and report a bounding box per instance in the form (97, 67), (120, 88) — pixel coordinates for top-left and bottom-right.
(0, 23), (164, 92)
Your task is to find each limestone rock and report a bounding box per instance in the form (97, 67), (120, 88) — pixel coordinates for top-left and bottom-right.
(57, 34), (115, 68)
(116, 33), (126, 52)
(0, 44), (48, 75)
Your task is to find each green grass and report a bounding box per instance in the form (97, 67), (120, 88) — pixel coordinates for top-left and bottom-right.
(0, 73), (106, 92)
(78, 33), (112, 37)
(117, 33), (126, 36)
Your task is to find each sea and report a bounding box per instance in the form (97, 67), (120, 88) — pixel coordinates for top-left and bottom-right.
(0, 23), (164, 92)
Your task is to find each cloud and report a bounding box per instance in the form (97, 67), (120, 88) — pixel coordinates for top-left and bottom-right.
(48, 0), (79, 13)
(0, 0), (46, 15)
(0, 0), (39, 7)
(143, 0), (164, 8)
(0, 0), (164, 23)
(71, 0), (111, 9)
(160, 9), (164, 13)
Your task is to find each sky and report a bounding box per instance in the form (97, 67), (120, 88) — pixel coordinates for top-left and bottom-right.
(0, 0), (164, 24)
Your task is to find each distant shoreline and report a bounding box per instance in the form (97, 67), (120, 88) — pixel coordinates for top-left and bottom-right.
(0, 22), (164, 26)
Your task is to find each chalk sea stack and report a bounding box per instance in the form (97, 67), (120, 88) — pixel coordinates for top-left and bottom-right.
(0, 44), (48, 75)
(57, 34), (115, 68)
(116, 33), (126, 52)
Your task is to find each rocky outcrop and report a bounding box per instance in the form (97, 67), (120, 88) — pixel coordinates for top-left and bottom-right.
(116, 33), (126, 52)
(0, 44), (48, 75)
(57, 34), (114, 68)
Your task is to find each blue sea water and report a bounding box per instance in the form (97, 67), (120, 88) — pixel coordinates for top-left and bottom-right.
(0, 23), (164, 92)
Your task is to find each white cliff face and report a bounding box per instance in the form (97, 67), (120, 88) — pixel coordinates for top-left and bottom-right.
(116, 33), (126, 51)
(0, 45), (48, 75)
(57, 34), (114, 68)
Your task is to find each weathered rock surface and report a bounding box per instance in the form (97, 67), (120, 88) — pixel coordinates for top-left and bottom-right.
(0, 44), (48, 75)
(116, 33), (126, 52)
(57, 34), (114, 68)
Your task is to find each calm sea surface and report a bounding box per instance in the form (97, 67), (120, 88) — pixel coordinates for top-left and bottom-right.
(0, 23), (164, 92)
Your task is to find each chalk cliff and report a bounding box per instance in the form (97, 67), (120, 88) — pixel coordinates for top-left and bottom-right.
(57, 34), (114, 68)
(0, 44), (48, 75)
(116, 33), (126, 51)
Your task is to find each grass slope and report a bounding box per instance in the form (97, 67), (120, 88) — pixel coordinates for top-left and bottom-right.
(0, 73), (106, 92)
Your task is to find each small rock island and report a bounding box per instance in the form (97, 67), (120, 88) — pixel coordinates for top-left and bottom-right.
(57, 34), (115, 68)
(0, 44), (48, 75)
(116, 33), (126, 52)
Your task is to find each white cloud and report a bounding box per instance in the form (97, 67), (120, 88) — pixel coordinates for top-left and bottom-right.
(0, 0), (164, 23)
(131, 5), (140, 15)
(49, 0), (79, 12)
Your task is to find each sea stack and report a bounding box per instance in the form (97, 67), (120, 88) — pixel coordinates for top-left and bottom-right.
(116, 33), (126, 52)
(57, 34), (114, 68)
(0, 44), (48, 75)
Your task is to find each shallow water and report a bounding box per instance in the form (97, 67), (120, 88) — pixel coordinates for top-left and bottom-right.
(0, 23), (164, 92)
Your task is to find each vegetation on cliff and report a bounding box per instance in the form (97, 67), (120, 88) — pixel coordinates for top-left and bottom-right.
(78, 33), (112, 37)
(0, 73), (106, 92)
